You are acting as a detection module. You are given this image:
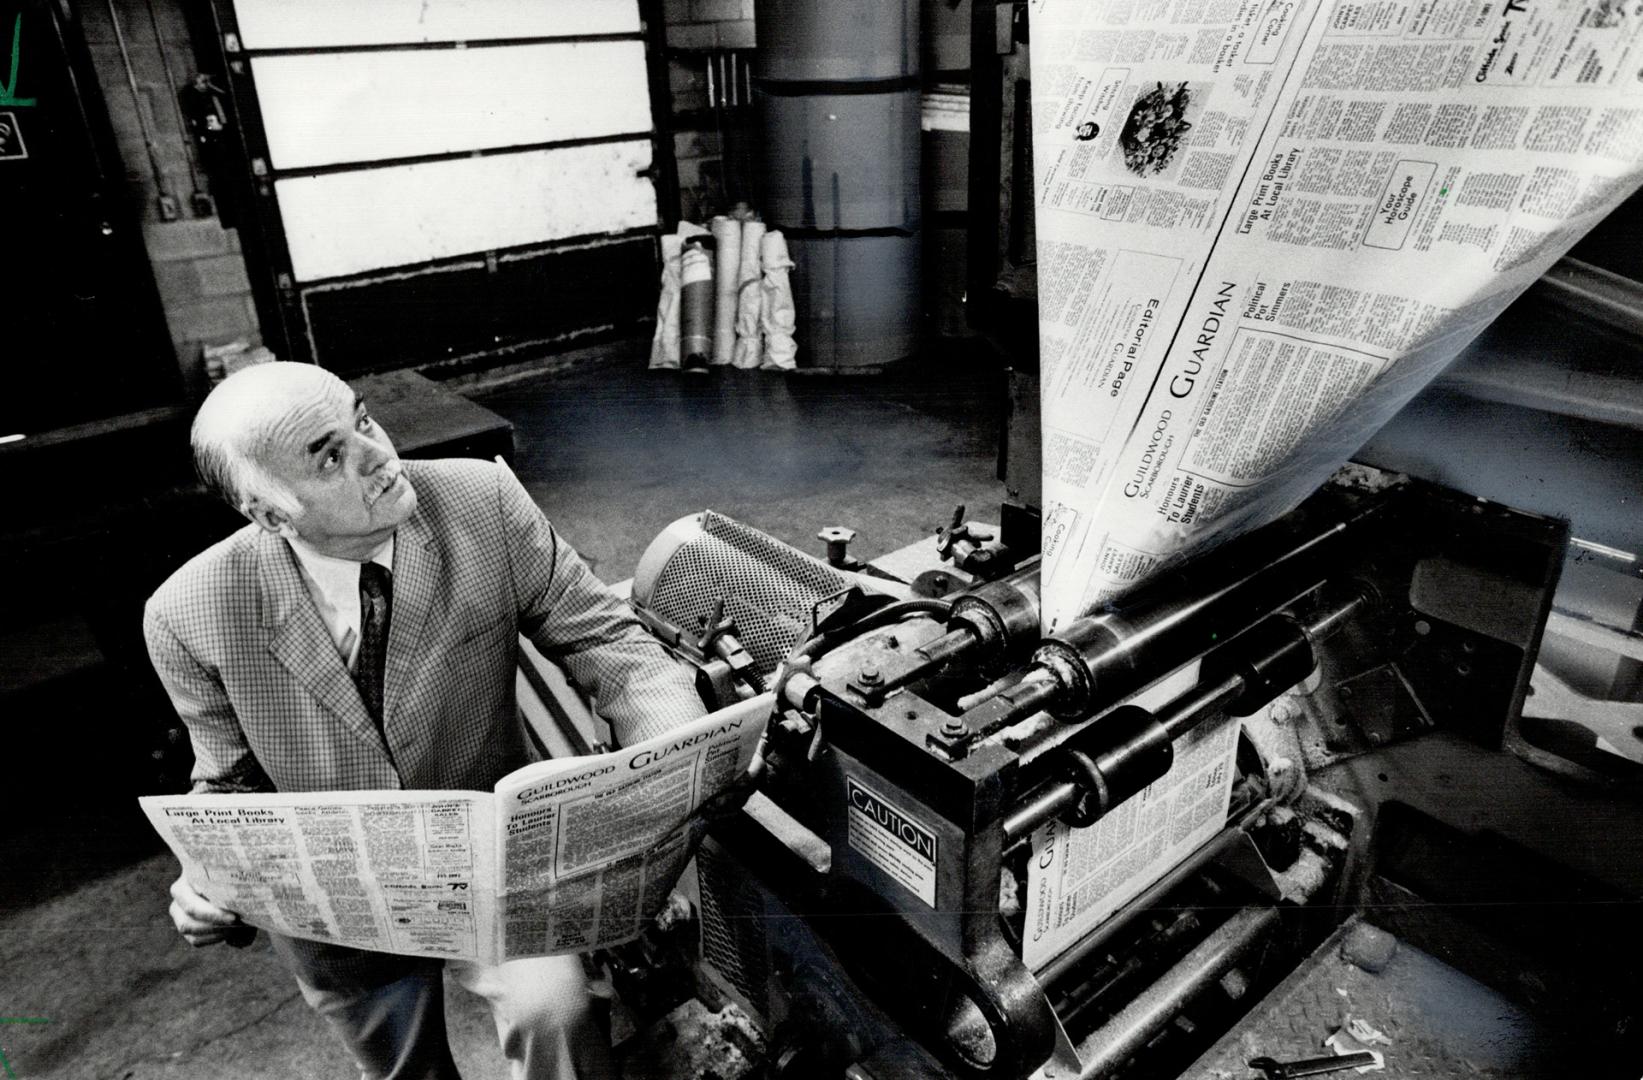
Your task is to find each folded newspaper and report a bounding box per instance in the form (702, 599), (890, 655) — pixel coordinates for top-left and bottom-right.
(139, 696), (768, 964)
(1031, 0), (1643, 631)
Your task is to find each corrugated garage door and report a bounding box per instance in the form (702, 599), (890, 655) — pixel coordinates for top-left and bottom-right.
(210, 0), (672, 372)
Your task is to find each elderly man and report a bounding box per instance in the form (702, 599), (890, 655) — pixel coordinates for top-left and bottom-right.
(144, 361), (705, 1079)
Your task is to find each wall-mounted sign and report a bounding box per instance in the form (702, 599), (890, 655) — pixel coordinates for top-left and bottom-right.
(0, 110), (24, 159)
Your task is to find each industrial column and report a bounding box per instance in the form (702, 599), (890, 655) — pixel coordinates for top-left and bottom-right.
(754, 0), (921, 370)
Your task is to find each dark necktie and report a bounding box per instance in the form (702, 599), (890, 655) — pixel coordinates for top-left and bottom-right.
(355, 562), (393, 726)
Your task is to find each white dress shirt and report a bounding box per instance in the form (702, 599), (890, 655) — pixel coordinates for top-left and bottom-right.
(286, 536), (395, 673)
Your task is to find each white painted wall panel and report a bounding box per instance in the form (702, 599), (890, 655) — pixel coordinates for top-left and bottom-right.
(253, 42), (652, 169)
(232, 0), (640, 49)
(277, 141), (656, 281)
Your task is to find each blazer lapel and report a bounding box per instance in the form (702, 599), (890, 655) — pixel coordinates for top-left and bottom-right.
(383, 505), (443, 725)
(259, 530), (387, 754)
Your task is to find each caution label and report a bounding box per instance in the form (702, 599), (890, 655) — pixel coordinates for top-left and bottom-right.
(845, 776), (937, 907)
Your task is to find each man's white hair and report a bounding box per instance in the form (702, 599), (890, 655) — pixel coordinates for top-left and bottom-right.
(191, 361), (346, 516)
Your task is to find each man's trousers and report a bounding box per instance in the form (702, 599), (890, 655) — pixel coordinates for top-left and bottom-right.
(270, 934), (614, 1080)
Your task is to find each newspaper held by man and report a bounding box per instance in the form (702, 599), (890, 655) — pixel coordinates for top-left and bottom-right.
(1031, 0), (1643, 632)
(139, 695), (769, 964)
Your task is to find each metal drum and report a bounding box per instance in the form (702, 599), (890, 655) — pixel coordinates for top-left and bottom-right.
(753, 0), (917, 82)
(756, 88), (921, 232)
(785, 232), (922, 370)
(754, 0), (922, 370)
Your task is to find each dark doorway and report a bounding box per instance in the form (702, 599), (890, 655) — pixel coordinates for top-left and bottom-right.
(0, 0), (177, 437)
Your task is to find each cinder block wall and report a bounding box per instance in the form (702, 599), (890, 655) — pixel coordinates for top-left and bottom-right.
(664, 0), (754, 50)
(663, 0), (756, 224)
(76, 0), (259, 397)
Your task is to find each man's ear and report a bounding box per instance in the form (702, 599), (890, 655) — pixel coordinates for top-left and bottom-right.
(244, 498), (298, 539)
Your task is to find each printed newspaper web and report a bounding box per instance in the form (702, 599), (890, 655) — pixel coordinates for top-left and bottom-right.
(1031, 0), (1643, 631)
(1019, 0), (1643, 977)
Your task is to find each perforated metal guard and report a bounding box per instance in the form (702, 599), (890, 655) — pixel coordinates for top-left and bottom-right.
(644, 511), (853, 675)
(697, 845), (769, 1014)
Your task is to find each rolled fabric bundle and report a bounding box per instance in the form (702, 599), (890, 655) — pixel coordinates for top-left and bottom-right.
(710, 215), (741, 365)
(759, 230), (798, 371)
(732, 218), (768, 369)
(649, 233), (686, 369)
(679, 239), (714, 372)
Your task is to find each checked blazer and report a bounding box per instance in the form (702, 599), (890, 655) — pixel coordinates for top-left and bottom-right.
(144, 458), (705, 796)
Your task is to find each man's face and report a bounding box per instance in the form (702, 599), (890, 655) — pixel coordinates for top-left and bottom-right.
(252, 376), (417, 555)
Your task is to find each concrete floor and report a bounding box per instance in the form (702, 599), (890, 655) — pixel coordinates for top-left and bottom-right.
(480, 352), (1005, 582)
(0, 352), (1005, 1079)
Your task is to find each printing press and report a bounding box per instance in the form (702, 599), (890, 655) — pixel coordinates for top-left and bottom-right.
(589, 3), (1643, 1072)
(608, 434), (1643, 1079)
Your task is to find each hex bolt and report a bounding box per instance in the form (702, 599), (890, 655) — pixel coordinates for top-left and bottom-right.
(859, 664), (882, 686)
(940, 719), (967, 738)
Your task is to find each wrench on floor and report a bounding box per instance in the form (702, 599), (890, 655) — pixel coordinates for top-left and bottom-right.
(1248, 1051), (1379, 1079)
